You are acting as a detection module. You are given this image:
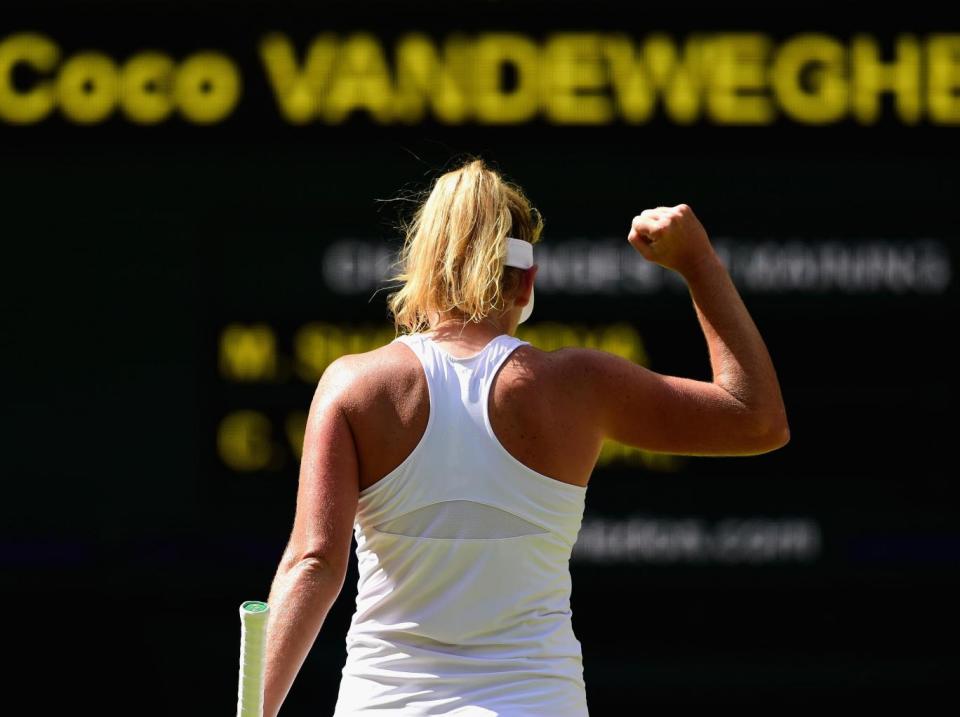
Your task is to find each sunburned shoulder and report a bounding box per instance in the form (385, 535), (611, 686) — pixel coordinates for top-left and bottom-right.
(538, 345), (606, 384)
(323, 341), (410, 373)
(537, 346), (641, 412)
(318, 342), (421, 399)
(497, 344), (602, 402)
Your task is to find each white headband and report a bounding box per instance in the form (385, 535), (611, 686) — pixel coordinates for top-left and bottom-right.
(505, 237), (533, 269)
(504, 237), (535, 323)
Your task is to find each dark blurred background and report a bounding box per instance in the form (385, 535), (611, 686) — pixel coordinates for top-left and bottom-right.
(3, 1), (958, 713)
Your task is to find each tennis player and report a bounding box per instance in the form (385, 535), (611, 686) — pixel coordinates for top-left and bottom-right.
(260, 157), (790, 716)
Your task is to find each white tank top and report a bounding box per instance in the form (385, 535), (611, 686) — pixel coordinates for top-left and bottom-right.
(332, 331), (590, 716)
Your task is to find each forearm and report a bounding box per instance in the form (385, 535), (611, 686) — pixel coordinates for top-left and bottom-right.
(262, 558), (343, 717)
(681, 252), (788, 434)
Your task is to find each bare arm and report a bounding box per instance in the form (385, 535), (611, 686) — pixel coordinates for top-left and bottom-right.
(684, 247), (788, 424)
(579, 204), (789, 457)
(262, 357), (359, 717)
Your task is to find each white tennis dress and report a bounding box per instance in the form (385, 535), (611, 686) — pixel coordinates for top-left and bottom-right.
(332, 331), (589, 716)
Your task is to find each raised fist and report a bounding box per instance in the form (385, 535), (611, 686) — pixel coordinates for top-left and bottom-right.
(627, 204), (716, 275)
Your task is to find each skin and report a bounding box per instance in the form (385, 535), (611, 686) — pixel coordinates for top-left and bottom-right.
(261, 206), (790, 715)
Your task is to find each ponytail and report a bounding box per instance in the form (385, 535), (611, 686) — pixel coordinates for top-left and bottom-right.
(385, 156), (544, 335)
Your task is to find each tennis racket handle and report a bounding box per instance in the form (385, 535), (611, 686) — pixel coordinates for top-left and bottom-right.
(237, 600), (270, 717)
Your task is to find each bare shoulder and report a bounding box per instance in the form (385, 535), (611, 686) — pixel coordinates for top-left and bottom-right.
(546, 345), (659, 428)
(500, 343), (605, 382)
(506, 343), (603, 413)
(324, 341), (414, 378)
(321, 342), (421, 412)
(547, 344), (692, 413)
(546, 345), (648, 400)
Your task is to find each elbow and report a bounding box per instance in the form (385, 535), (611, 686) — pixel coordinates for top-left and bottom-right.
(765, 422), (791, 451)
(278, 555), (348, 599)
(745, 410), (790, 454)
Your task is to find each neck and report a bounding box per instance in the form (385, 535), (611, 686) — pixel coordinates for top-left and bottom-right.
(426, 311), (514, 338)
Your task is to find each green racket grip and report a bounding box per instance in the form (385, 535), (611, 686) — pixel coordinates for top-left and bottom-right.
(237, 600), (270, 717)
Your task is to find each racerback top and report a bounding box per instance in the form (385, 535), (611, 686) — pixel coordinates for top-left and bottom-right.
(332, 331), (589, 716)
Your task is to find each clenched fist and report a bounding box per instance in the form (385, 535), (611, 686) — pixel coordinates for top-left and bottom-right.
(627, 204), (717, 276)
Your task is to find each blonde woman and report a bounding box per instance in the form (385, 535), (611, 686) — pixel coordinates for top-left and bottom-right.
(261, 157), (790, 716)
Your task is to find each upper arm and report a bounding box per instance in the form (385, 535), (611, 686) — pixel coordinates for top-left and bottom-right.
(564, 348), (789, 457)
(281, 355), (360, 584)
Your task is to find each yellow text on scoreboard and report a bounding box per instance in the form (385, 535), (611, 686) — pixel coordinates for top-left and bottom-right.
(1, 31), (959, 125)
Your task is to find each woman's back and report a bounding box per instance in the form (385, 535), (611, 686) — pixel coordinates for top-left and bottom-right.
(332, 331), (594, 716)
(349, 332), (603, 495)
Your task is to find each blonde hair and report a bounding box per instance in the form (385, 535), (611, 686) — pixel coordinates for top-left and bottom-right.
(385, 156), (544, 336)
